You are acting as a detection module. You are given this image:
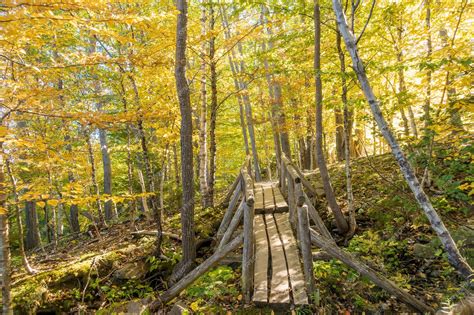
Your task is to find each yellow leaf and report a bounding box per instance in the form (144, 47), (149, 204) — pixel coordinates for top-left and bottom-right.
(48, 199), (59, 207)
(190, 301), (200, 312)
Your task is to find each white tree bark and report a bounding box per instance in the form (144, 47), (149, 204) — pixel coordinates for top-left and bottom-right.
(198, 2), (209, 208)
(332, 0), (472, 279)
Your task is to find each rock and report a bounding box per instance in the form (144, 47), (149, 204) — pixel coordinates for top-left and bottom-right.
(113, 260), (148, 280)
(413, 243), (436, 259)
(167, 302), (189, 315)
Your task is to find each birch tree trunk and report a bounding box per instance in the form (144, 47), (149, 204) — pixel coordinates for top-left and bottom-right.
(198, 2), (209, 208)
(333, 0), (473, 279)
(5, 158), (35, 274)
(173, 0), (196, 281)
(314, 0), (349, 234)
(336, 28), (357, 235)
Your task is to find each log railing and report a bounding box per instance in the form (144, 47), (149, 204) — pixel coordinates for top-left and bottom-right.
(279, 153), (335, 300)
(241, 162), (255, 303)
(215, 156), (255, 303)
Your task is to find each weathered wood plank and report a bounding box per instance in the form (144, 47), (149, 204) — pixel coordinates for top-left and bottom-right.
(265, 214), (290, 305)
(263, 185), (275, 210)
(254, 186), (264, 211)
(273, 186), (288, 212)
(274, 213), (308, 305)
(253, 215), (269, 304)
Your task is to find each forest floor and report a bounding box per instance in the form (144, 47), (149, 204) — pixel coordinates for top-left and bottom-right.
(10, 139), (474, 314)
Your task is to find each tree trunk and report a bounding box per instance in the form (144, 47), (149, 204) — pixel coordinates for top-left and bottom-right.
(5, 158), (35, 274)
(424, 0), (432, 135)
(336, 28), (357, 235)
(396, 19), (417, 139)
(421, 0), (433, 187)
(335, 107), (344, 161)
(84, 129), (105, 226)
(314, 0), (349, 234)
(399, 108), (409, 138)
(235, 40), (262, 181)
(98, 128), (114, 221)
(220, 7), (251, 158)
(25, 201), (41, 250)
(207, 2), (217, 208)
(173, 144), (180, 189)
(198, 3), (209, 209)
(173, 0), (196, 281)
(119, 80), (138, 228)
(0, 162), (11, 313)
(137, 119), (162, 254)
(261, 5), (290, 159)
(333, 0), (473, 279)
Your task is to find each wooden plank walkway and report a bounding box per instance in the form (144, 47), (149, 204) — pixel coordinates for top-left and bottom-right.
(254, 182), (288, 214)
(252, 182), (308, 307)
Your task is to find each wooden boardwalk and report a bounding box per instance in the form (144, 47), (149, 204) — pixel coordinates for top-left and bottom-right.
(252, 182), (308, 306)
(254, 182), (288, 214)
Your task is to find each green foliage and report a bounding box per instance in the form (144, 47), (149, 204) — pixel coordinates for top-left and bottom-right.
(348, 231), (409, 271)
(186, 266), (238, 299)
(184, 266), (239, 313)
(100, 280), (154, 303)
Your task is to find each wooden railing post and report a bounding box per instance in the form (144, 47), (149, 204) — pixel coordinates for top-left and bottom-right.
(280, 159), (286, 193)
(241, 168), (255, 303)
(297, 204), (316, 301)
(288, 177), (296, 231)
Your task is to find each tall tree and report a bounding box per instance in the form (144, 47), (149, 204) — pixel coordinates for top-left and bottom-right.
(207, 1), (218, 207)
(314, 0), (349, 234)
(333, 0), (472, 279)
(5, 158), (35, 274)
(0, 157), (11, 313)
(198, 2), (209, 208)
(173, 0), (196, 281)
(261, 5), (291, 159)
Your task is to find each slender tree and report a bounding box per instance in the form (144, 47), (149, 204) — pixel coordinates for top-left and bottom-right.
(0, 158), (11, 313)
(5, 158), (35, 274)
(173, 0), (196, 281)
(315, 0), (349, 234)
(198, 1), (209, 208)
(207, 1), (218, 207)
(333, 0), (472, 279)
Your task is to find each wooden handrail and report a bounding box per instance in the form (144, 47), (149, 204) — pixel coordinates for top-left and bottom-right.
(241, 156), (255, 303)
(281, 154), (301, 183)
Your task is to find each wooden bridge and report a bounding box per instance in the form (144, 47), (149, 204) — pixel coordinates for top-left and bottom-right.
(214, 156), (327, 307)
(154, 155), (433, 313)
